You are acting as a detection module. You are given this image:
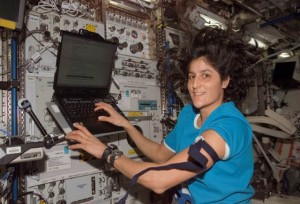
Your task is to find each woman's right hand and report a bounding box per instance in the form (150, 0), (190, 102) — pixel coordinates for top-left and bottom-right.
(94, 102), (131, 128)
(66, 123), (107, 159)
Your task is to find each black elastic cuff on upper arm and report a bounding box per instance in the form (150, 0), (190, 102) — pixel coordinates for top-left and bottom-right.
(188, 138), (219, 168)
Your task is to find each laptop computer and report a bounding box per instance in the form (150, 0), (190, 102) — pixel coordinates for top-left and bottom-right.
(48, 30), (125, 136)
(272, 61), (300, 90)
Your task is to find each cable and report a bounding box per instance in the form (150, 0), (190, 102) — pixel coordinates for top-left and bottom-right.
(0, 128), (11, 136)
(61, 1), (78, 17)
(17, 191), (46, 203)
(25, 26), (58, 49)
(34, 0), (60, 13)
(253, 133), (281, 182)
(0, 172), (11, 184)
(0, 168), (14, 199)
(0, 60), (33, 77)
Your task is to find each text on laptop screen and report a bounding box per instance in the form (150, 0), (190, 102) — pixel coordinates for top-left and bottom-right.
(56, 32), (117, 89)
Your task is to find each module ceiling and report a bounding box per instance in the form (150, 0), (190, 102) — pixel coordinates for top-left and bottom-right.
(196, 0), (300, 51)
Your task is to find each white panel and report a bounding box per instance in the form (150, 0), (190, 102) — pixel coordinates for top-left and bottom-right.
(26, 171), (112, 204)
(25, 134), (119, 187)
(111, 84), (164, 158)
(105, 12), (152, 59)
(112, 54), (159, 86)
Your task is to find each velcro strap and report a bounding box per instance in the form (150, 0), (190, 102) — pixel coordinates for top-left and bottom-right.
(117, 139), (219, 204)
(117, 162), (200, 204)
(189, 139), (219, 164)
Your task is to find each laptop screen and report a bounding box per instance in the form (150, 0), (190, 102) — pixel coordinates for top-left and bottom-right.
(54, 31), (117, 92)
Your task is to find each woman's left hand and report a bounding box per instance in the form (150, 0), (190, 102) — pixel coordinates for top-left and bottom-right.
(66, 123), (107, 159)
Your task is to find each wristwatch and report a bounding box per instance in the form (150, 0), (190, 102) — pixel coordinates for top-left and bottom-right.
(101, 146), (113, 161)
(109, 150), (123, 166)
(101, 144), (118, 161)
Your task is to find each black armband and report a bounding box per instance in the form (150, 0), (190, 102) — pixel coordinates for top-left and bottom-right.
(188, 137), (219, 168)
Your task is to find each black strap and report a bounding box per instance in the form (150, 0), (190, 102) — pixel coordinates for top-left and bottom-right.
(189, 139), (219, 164)
(117, 140), (220, 204)
(117, 162), (202, 204)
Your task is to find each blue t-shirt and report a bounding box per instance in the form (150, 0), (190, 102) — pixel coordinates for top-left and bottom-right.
(164, 102), (254, 204)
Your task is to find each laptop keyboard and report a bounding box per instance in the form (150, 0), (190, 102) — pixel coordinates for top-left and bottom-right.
(61, 97), (113, 121)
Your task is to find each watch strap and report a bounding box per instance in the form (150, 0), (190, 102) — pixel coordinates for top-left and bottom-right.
(101, 147), (113, 161)
(109, 150), (123, 166)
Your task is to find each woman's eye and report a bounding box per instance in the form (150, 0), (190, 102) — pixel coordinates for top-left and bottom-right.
(188, 75), (195, 79)
(202, 73), (210, 78)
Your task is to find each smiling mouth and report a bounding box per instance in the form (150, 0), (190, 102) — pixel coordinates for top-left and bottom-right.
(193, 92), (205, 96)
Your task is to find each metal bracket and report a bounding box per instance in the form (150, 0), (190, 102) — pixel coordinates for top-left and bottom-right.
(0, 80), (20, 90)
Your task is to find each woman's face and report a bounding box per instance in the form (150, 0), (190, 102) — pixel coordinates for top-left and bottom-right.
(187, 57), (229, 112)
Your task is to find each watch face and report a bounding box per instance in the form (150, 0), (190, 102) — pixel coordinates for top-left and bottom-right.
(114, 150), (123, 158)
(110, 150), (124, 166)
(109, 144), (118, 150)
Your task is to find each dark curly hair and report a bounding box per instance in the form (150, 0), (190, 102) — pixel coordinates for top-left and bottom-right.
(157, 26), (261, 106)
(189, 26), (260, 106)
